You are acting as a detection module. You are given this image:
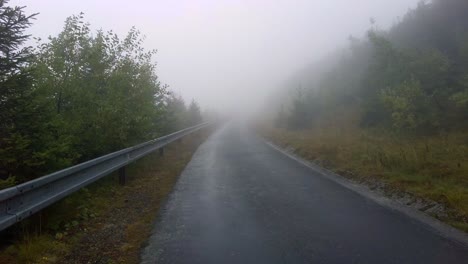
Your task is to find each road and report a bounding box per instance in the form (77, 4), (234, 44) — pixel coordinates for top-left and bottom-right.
(141, 124), (468, 264)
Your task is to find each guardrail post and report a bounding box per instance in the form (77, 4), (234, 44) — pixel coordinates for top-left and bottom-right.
(0, 122), (209, 232)
(119, 166), (127, 185)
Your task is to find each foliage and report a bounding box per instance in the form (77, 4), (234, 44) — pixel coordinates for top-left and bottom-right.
(0, 176), (15, 189)
(277, 0), (468, 136)
(451, 89), (468, 107)
(0, 4), (202, 184)
(287, 87), (309, 129)
(188, 99), (203, 126)
(0, 0), (39, 182)
(0, 0), (36, 78)
(380, 78), (429, 131)
(268, 0), (468, 231)
(32, 14), (168, 162)
(160, 93), (204, 133)
(263, 125), (468, 231)
(0, 129), (210, 264)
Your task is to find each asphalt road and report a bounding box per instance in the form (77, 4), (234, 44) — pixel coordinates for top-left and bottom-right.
(141, 124), (468, 264)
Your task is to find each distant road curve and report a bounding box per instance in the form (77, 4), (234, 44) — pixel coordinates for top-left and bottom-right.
(141, 123), (468, 264)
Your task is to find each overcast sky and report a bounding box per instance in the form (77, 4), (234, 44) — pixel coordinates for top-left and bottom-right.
(13, 0), (420, 112)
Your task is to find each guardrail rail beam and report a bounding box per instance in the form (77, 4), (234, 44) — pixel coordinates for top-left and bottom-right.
(0, 122), (210, 231)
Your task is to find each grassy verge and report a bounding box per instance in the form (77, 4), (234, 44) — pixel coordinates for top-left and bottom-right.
(0, 128), (212, 264)
(260, 124), (468, 231)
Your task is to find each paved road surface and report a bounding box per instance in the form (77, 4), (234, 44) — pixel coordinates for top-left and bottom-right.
(141, 124), (468, 264)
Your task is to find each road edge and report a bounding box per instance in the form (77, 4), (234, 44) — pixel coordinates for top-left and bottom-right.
(262, 139), (468, 248)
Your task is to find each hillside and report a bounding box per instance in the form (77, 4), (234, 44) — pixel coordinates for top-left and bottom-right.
(264, 0), (468, 231)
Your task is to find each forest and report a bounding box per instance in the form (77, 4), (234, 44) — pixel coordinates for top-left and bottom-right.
(277, 0), (468, 132)
(268, 0), (468, 229)
(0, 0), (203, 188)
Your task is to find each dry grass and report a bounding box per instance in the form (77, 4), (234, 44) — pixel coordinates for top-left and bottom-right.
(0, 129), (212, 264)
(261, 124), (468, 231)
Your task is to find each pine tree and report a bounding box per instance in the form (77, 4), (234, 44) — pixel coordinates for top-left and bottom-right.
(188, 99), (203, 125)
(0, 0), (37, 183)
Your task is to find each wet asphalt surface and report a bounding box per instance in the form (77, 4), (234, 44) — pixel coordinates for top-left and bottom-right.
(141, 124), (468, 264)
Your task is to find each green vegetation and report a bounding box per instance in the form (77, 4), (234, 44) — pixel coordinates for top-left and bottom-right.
(0, 1), (208, 261)
(0, 129), (211, 263)
(263, 126), (468, 230)
(0, 0), (204, 186)
(269, 0), (468, 229)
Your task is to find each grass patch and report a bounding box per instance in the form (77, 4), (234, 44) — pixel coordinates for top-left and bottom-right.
(0, 128), (212, 263)
(261, 124), (468, 231)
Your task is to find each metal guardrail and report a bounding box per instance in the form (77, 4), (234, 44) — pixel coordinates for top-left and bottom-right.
(0, 122), (210, 231)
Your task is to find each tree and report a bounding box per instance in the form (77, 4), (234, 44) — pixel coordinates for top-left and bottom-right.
(274, 0), (468, 134)
(188, 99), (203, 125)
(0, 12), (170, 185)
(161, 92), (189, 132)
(33, 15), (167, 161)
(0, 0), (39, 183)
(380, 78), (432, 132)
(287, 86), (309, 129)
(0, 0), (36, 80)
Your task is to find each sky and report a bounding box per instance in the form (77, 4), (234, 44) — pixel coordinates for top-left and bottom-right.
(12, 0), (420, 113)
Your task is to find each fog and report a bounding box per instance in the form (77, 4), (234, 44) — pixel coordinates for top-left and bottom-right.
(14, 0), (420, 113)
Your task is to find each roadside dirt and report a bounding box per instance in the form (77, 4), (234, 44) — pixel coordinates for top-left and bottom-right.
(0, 129), (212, 264)
(282, 145), (466, 229)
(61, 131), (211, 264)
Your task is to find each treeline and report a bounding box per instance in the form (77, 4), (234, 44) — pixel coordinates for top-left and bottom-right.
(0, 1), (203, 186)
(277, 0), (468, 134)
